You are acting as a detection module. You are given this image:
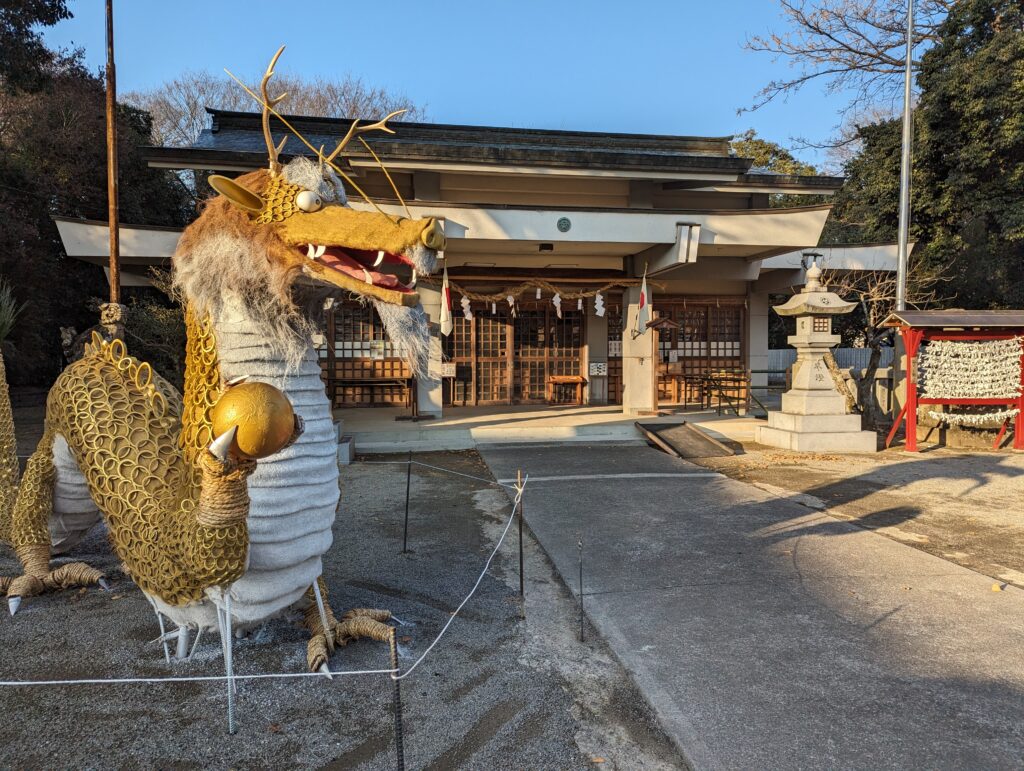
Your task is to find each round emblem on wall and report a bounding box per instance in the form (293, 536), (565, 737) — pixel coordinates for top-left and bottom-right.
(556, 217), (572, 233)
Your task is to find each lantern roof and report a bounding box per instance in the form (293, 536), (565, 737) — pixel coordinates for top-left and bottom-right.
(773, 260), (857, 317)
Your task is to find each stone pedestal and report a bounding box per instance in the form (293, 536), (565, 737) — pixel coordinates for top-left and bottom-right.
(755, 260), (877, 453)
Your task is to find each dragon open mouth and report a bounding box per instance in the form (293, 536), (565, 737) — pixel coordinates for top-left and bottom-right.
(304, 242), (418, 294)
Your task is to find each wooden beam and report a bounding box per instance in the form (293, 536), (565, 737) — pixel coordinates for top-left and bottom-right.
(633, 223), (701, 277)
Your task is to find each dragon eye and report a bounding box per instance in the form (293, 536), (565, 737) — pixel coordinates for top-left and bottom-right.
(296, 190), (323, 212)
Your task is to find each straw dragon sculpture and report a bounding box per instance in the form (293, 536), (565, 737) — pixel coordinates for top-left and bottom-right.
(0, 47), (444, 672)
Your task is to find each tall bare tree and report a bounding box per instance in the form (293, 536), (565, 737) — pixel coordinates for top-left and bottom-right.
(744, 0), (953, 135)
(125, 71), (426, 148)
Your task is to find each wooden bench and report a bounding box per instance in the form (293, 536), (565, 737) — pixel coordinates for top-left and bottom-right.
(332, 377), (413, 408)
(546, 375), (588, 406)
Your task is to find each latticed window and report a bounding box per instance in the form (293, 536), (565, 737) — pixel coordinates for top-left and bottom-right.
(323, 300), (410, 406)
(442, 294), (585, 406)
(605, 299), (624, 404)
(654, 298), (746, 406)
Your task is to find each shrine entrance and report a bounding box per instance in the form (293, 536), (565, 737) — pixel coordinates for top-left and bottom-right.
(604, 296), (748, 409)
(443, 296), (585, 406)
(655, 298), (747, 408)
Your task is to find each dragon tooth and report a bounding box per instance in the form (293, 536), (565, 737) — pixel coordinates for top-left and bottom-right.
(362, 268), (374, 285)
(411, 269), (417, 287)
(373, 250), (385, 267)
(314, 244), (326, 259)
(306, 243), (315, 259)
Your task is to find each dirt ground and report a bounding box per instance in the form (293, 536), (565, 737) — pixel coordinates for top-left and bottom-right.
(0, 445), (686, 770)
(689, 441), (1024, 590)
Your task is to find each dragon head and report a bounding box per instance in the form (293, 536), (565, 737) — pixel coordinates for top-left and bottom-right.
(203, 163), (443, 309)
(172, 48), (443, 376)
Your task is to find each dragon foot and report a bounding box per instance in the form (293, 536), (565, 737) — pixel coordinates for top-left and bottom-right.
(5, 559), (106, 616)
(303, 580), (393, 672)
(307, 609), (394, 673)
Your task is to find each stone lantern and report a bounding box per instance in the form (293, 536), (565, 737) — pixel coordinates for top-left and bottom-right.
(755, 260), (877, 452)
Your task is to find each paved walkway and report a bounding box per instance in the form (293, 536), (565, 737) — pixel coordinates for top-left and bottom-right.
(479, 442), (1024, 770)
(334, 403), (764, 452)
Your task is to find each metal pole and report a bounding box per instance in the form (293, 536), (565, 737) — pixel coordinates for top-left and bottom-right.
(577, 536), (584, 643)
(401, 451), (412, 553)
(104, 0), (121, 309)
(895, 0), (914, 312)
(517, 469), (524, 601)
(389, 629), (406, 771)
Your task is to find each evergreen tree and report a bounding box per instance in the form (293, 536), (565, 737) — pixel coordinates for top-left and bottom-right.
(0, 53), (193, 383)
(0, 0), (70, 92)
(824, 0), (1024, 309)
(915, 0), (1024, 307)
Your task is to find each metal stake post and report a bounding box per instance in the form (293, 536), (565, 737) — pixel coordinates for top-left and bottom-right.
(578, 536), (584, 643)
(517, 469), (524, 602)
(389, 629), (405, 771)
(402, 451), (412, 553)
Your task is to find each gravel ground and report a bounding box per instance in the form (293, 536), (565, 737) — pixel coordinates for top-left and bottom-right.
(689, 443), (1024, 589)
(0, 448), (685, 770)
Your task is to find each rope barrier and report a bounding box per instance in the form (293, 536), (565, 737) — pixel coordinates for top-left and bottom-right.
(394, 478), (525, 681)
(0, 668), (398, 688)
(0, 465), (528, 692)
(358, 459), (516, 487)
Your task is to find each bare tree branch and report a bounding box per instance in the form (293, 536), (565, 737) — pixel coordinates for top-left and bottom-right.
(819, 253), (949, 427)
(124, 70), (427, 149)
(743, 0), (952, 125)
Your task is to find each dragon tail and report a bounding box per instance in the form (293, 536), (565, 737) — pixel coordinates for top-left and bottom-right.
(0, 350), (20, 545)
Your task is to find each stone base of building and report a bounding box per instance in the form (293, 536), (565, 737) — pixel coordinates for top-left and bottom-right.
(756, 409), (878, 453)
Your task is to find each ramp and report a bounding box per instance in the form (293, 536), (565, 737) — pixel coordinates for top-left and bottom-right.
(634, 421), (734, 459)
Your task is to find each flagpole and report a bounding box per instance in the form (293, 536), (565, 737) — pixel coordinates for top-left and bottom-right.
(895, 0), (914, 311)
(633, 263), (649, 338)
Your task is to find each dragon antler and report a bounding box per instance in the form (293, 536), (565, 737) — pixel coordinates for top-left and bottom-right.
(324, 109), (407, 165)
(261, 46), (289, 175)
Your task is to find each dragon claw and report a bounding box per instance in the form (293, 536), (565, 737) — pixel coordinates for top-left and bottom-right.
(8, 596), (21, 616)
(318, 663), (333, 680)
(98, 577), (111, 591)
(208, 425), (239, 462)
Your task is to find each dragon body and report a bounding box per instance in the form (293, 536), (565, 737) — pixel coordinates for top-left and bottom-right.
(0, 57), (444, 669)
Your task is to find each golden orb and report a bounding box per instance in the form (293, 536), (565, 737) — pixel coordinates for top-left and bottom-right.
(210, 381), (295, 459)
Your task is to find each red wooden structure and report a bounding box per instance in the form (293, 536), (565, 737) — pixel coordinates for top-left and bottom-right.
(882, 310), (1024, 451)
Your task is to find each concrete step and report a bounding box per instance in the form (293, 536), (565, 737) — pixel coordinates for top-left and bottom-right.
(351, 421), (647, 453)
(767, 411), (863, 433)
(755, 425), (878, 453)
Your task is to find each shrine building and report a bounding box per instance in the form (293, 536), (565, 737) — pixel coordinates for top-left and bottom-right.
(56, 110), (899, 417)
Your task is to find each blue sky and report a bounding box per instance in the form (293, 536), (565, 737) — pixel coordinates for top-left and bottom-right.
(43, 1), (857, 167)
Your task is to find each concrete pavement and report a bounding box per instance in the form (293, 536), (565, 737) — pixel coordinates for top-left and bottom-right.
(479, 442), (1024, 769)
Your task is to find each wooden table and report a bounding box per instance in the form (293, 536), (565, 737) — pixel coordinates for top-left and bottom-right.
(546, 375), (588, 405)
(701, 372), (750, 414)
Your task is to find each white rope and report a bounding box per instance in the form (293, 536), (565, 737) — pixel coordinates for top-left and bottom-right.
(0, 668), (398, 687)
(358, 458), (516, 487)
(925, 407), (1020, 427)
(0, 475), (529, 689)
(394, 477), (526, 680)
(410, 460), (516, 487)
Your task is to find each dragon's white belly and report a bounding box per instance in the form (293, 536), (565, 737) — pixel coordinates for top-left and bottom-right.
(154, 312), (339, 629)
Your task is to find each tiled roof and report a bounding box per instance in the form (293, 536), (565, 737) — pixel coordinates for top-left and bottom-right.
(146, 109), (754, 175)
